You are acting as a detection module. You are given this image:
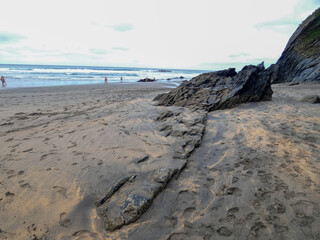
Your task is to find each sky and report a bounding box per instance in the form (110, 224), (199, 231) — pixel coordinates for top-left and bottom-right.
(0, 0), (319, 70)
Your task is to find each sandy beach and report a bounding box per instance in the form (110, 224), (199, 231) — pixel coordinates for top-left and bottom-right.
(0, 82), (320, 239)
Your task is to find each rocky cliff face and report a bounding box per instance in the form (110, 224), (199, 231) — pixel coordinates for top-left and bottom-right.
(154, 63), (273, 112)
(271, 8), (320, 83)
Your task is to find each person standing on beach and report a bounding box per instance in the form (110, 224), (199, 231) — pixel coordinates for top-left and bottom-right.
(1, 76), (6, 87)
(105, 76), (108, 84)
(120, 76), (123, 83)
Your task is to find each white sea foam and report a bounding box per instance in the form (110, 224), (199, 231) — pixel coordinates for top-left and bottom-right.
(0, 64), (205, 89)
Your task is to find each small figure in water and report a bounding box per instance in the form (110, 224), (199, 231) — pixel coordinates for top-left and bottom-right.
(105, 76), (108, 84)
(120, 76), (123, 83)
(1, 76), (6, 87)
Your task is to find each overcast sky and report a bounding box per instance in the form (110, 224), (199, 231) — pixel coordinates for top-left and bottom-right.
(0, 0), (319, 70)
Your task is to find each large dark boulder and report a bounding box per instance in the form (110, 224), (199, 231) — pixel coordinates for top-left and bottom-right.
(138, 77), (156, 82)
(154, 63), (273, 112)
(271, 8), (320, 83)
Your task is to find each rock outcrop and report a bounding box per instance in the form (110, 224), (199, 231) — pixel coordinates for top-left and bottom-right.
(271, 8), (320, 83)
(138, 77), (157, 82)
(154, 63), (273, 112)
(301, 95), (320, 103)
(96, 108), (207, 231)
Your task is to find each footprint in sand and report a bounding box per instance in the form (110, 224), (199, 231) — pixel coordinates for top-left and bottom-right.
(169, 190), (198, 223)
(53, 186), (67, 198)
(19, 180), (32, 189)
(59, 212), (71, 228)
(182, 207), (196, 219)
(4, 192), (15, 204)
(71, 230), (99, 239)
(167, 232), (188, 240)
(217, 185), (242, 197)
(217, 226), (233, 237)
(22, 148), (33, 153)
(6, 169), (15, 175)
(67, 142), (77, 148)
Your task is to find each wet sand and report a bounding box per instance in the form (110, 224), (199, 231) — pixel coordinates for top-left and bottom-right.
(0, 82), (320, 239)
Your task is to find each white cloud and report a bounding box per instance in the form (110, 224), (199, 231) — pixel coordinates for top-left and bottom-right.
(0, 0), (319, 69)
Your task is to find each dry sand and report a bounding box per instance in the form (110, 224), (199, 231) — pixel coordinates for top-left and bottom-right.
(0, 82), (320, 240)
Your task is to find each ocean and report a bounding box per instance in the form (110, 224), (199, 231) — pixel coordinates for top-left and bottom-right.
(0, 64), (207, 89)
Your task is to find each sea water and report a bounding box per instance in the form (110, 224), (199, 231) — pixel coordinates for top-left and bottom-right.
(0, 64), (206, 89)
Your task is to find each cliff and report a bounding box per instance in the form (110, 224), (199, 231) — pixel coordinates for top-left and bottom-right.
(271, 8), (320, 83)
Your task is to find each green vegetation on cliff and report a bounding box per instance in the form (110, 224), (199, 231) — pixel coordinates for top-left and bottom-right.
(295, 8), (320, 57)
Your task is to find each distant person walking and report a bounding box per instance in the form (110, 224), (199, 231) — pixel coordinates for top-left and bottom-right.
(1, 76), (6, 87)
(120, 76), (123, 83)
(105, 76), (108, 84)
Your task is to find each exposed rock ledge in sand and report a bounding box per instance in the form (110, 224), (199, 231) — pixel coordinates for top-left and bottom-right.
(96, 108), (207, 231)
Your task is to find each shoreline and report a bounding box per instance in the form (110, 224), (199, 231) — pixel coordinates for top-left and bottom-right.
(0, 81), (178, 92)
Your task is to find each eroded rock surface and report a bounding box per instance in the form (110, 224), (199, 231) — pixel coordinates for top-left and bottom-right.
(301, 95), (320, 103)
(154, 63), (273, 111)
(96, 108), (207, 231)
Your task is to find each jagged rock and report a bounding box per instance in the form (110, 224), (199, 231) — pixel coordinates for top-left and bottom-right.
(289, 82), (300, 86)
(271, 8), (320, 83)
(158, 124), (172, 132)
(154, 63), (273, 111)
(102, 168), (178, 231)
(155, 111), (173, 121)
(301, 95), (320, 103)
(167, 76), (185, 80)
(120, 192), (152, 223)
(137, 77), (156, 82)
(153, 168), (173, 183)
(96, 175), (135, 207)
(170, 124), (189, 137)
(135, 155), (149, 164)
(97, 108), (207, 232)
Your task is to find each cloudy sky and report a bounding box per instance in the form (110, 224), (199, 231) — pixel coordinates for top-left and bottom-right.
(0, 0), (319, 70)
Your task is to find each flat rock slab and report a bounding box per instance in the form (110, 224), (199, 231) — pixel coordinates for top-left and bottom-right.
(97, 107), (207, 231)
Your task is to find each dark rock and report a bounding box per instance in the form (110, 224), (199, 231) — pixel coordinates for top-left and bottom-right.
(137, 77), (156, 82)
(153, 168), (173, 183)
(158, 124), (172, 132)
(120, 192), (152, 223)
(97, 108), (207, 232)
(289, 82), (300, 86)
(158, 69), (171, 72)
(135, 155), (149, 164)
(154, 63), (273, 112)
(155, 111), (173, 121)
(167, 76), (185, 80)
(96, 175), (135, 207)
(271, 8), (320, 83)
(102, 168), (178, 231)
(217, 226), (232, 236)
(214, 68), (237, 77)
(301, 95), (320, 103)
